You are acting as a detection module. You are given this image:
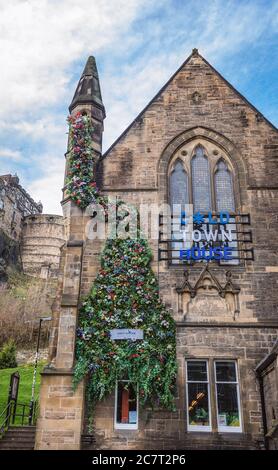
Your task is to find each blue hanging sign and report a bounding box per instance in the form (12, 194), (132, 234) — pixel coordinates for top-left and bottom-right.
(158, 212), (253, 263)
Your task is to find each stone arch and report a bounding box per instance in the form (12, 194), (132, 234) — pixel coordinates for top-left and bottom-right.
(157, 126), (247, 210)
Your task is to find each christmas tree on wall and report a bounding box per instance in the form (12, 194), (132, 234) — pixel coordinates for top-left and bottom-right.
(67, 112), (177, 410)
(74, 236), (177, 410)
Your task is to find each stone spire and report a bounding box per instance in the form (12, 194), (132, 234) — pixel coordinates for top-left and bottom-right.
(69, 56), (105, 115)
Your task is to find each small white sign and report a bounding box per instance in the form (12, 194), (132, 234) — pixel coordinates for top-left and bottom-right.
(129, 411), (137, 424)
(110, 329), (144, 341)
(219, 414), (227, 426)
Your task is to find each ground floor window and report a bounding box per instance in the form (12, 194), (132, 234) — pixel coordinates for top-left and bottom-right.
(215, 361), (242, 432)
(186, 360), (211, 431)
(186, 359), (242, 433)
(114, 381), (138, 430)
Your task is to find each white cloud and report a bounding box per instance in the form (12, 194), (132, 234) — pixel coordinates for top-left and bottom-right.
(27, 171), (64, 215)
(0, 147), (22, 160)
(26, 153), (65, 214)
(0, 0), (154, 116)
(0, 0), (158, 213)
(101, 0), (278, 148)
(0, 0), (277, 214)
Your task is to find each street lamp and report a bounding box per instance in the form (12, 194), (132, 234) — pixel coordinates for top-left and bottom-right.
(28, 316), (52, 425)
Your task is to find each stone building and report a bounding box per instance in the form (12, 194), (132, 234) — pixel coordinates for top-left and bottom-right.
(35, 50), (278, 450)
(0, 174), (65, 280)
(256, 340), (278, 449)
(21, 214), (65, 278)
(0, 173), (42, 242)
(0, 174), (42, 279)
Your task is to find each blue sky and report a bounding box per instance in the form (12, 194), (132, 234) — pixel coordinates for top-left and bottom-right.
(0, 0), (277, 214)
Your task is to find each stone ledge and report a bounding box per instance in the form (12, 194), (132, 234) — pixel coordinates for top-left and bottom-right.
(67, 240), (84, 247)
(61, 294), (79, 306)
(176, 322), (278, 328)
(41, 366), (74, 376)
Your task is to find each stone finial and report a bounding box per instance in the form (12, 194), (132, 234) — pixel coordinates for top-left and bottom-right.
(192, 48), (199, 56)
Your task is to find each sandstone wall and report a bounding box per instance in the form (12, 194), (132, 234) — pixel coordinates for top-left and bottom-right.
(86, 52), (278, 449)
(21, 214), (65, 277)
(36, 52), (278, 450)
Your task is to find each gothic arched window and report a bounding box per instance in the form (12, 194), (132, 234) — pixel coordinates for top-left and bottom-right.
(169, 142), (235, 213)
(168, 140), (237, 264)
(169, 160), (189, 207)
(215, 160), (235, 212)
(191, 145), (212, 212)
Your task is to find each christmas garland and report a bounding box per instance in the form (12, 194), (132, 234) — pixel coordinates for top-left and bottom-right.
(66, 112), (100, 208)
(74, 236), (177, 410)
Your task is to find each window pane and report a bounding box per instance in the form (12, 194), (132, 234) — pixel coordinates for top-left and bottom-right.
(188, 383), (210, 426)
(216, 362), (237, 382)
(216, 383), (240, 427)
(191, 146), (212, 212)
(170, 160), (189, 206)
(116, 382), (137, 425)
(215, 160), (235, 212)
(187, 361), (207, 381)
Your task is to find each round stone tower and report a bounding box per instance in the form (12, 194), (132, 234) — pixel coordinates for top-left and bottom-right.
(21, 214), (65, 277)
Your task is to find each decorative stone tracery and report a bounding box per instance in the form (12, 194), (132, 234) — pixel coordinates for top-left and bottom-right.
(176, 265), (240, 321)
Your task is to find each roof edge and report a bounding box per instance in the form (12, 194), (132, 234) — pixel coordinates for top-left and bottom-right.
(256, 340), (278, 374)
(102, 50), (277, 159)
(101, 51), (195, 159)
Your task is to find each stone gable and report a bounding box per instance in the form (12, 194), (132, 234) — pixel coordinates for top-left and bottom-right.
(100, 52), (277, 192)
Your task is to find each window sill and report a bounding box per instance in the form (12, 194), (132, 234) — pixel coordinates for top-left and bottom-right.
(187, 427), (212, 433)
(186, 431), (245, 436)
(114, 425), (138, 431)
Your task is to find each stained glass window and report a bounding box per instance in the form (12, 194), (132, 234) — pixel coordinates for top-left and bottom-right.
(215, 160), (235, 212)
(191, 146), (212, 212)
(169, 160), (188, 206)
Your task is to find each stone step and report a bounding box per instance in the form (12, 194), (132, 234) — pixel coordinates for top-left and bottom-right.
(6, 428), (36, 434)
(8, 426), (36, 430)
(0, 425), (36, 451)
(0, 438), (35, 444)
(0, 439), (35, 446)
(0, 435), (35, 443)
(0, 444), (34, 450)
(6, 427), (35, 433)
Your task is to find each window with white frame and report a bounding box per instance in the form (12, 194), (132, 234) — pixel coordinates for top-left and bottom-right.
(186, 359), (242, 433)
(114, 381), (138, 430)
(214, 361), (242, 432)
(186, 360), (211, 431)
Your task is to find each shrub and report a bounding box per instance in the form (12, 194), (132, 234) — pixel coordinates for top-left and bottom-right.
(0, 268), (53, 347)
(0, 340), (17, 369)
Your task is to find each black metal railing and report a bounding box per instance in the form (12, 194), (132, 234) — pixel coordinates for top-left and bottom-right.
(0, 399), (38, 439)
(0, 402), (12, 438)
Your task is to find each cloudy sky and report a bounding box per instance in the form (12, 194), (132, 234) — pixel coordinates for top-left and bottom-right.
(0, 0), (277, 214)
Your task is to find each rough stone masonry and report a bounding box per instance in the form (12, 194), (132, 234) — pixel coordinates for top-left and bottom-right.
(35, 50), (278, 450)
